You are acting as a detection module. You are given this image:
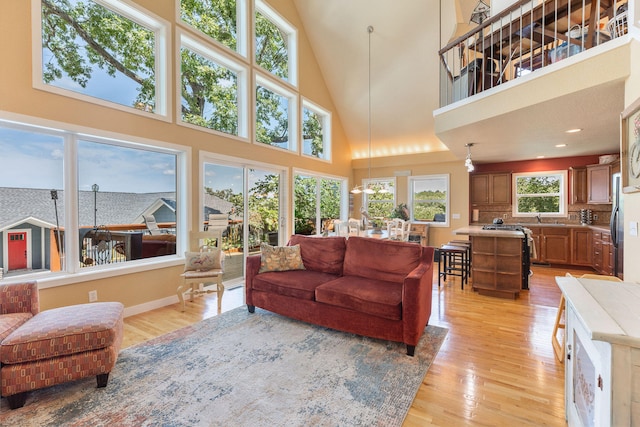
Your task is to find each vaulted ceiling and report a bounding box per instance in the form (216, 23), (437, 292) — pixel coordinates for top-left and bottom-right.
(293, 0), (625, 164)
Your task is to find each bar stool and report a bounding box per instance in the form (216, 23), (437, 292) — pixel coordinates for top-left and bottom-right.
(438, 244), (469, 289)
(448, 239), (472, 278)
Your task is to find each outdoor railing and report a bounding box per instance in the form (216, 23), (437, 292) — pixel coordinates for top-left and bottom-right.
(439, 0), (628, 107)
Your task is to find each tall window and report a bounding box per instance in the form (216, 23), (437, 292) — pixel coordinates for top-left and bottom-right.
(513, 171), (567, 217)
(302, 100), (331, 160)
(409, 175), (449, 224)
(363, 179), (395, 218)
(38, 0), (167, 114)
(254, 1), (297, 85)
(256, 77), (297, 151)
(179, 0), (245, 56)
(180, 35), (247, 137)
(0, 119), (184, 279)
(294, 173), (345, 235)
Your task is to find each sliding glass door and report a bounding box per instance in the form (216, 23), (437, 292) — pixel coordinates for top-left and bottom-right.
(203, 161), (283, 285)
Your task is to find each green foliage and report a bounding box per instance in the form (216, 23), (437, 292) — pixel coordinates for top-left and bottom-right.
(256, 86), (288, 146)
(255, 12), (288, 80)
(42, 0), (156, 109)
(515, 175), (562, 213)
(390, 203), (409, 220)
(302, 108), (323, 157)
(180, 0), (237, 51)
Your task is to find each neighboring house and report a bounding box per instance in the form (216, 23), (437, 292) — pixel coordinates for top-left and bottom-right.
(0, 187), (233, 274)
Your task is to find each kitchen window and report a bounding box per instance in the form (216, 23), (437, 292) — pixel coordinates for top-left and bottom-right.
(409, 175), (449, 225)
(513, 171), (567, 217)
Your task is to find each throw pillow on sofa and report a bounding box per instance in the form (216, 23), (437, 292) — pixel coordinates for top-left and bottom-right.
(184, 250), (222, 271)
(259, 243), (305, 273)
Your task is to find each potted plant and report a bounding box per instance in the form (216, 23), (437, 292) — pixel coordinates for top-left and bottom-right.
(391, 203), (410, 221)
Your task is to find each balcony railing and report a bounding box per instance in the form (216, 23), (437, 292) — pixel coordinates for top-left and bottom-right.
(439, 0), (628, 107)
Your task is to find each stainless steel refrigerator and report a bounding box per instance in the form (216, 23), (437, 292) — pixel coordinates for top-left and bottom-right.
(610, 172), (624, 279)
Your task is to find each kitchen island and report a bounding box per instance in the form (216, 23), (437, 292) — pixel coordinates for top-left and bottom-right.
(454, 225), (529, 299)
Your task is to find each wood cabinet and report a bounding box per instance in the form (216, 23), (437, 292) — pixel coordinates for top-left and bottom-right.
(470, 172), (511, 205)
(470, 235), (522, 299)
(570, 166), (588, 204)
(529, 226), (570, 264)
(593, 229), (613, 276)
(571, 227), (593, 266)
(587, 164), (612, 204)
(558, 277), (640, 427)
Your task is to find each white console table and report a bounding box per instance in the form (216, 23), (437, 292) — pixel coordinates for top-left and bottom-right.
(555, 276), (640, 427)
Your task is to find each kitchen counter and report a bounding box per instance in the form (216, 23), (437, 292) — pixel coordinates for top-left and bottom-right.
(454, 226), (525, 238)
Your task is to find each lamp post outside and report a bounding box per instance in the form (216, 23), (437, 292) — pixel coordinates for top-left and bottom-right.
(92, 184), (99, 229)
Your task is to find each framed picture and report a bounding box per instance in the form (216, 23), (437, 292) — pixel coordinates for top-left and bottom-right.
(621, 96), (640, 193)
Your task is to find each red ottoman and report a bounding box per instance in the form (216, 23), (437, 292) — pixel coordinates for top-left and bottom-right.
(0, 302), (124, 409)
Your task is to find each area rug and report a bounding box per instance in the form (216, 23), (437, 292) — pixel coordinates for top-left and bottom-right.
(0, 307), (447, 426)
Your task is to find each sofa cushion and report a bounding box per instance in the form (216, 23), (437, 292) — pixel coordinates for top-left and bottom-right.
(259, 243), (306, 273)
(315, 276), (403, 321)
(1, 302), (124, 365)
(287, 235), (346, 275)
(252, 270), (340, 300)
(0, 312), (33, 342)
(343, 237), (422, 283)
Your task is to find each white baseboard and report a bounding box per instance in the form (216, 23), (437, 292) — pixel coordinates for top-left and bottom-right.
(123, 294), (180, 318)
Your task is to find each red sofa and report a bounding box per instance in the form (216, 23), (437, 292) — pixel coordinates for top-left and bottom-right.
(245, 235), (435, 356)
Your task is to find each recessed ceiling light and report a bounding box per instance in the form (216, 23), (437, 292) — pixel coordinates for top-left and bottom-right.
(565, 128), (582, 133)
(555, 144), (567, 148)
(537, 155), (545, 159)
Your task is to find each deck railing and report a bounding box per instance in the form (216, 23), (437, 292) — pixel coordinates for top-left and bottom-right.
(439, 0), (628, 107)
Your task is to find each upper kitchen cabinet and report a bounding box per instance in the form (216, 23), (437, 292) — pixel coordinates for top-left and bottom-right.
(570, 166), (588, 204)
(470, 172), (511, 205)
(587, 162), (619, 204)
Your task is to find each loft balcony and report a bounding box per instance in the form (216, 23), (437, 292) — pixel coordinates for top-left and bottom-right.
(439, 0), (628, 106)
(434, 0), (634, 164)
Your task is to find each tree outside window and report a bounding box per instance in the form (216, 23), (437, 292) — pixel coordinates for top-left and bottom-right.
(40, 0), (159, 112)
(180, 43), (240, 136)
(256, 83), (294, 149)
(513, 171), (567, 216)
(363, 179), (395, 218)
(180, 0), (240, 54)
(302, 101), (330, 160)
(255, 4), (291, 82)
(409, 175), (449, 223)
(294, 174), (343, 235)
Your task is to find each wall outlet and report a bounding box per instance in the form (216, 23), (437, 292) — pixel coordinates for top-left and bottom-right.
(630, 221), (638, 237)
(593, 214), (599, 221)
(88, 290), (98, 302)
(503, 213), (508, 220)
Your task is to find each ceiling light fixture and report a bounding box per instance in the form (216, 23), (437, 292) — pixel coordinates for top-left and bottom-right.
(555, 143), (568, 148)
(352, 26), (376, 195)
(465, 143), (475, 173)
(565, 128), (582, 133)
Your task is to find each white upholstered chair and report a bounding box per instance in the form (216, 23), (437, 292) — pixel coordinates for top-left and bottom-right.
(177, 228), (226, 312)
(387, 219), (410, 241)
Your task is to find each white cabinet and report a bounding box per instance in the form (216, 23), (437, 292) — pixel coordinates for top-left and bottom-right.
(556, 276), (640, 427)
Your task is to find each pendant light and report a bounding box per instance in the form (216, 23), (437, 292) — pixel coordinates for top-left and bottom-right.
(465, 143), (475, 172)
(352, 26), (376, 195)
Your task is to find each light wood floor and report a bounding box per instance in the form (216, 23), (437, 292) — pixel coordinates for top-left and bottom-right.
(123, 265), (587, 426)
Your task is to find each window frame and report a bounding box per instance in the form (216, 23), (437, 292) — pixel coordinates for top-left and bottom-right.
(254, 73), (298, 152)
(408, 174), (450, 226)
(254, 0), (298, 87)
(301, 98), (331, 161)
(512, 170), (568, 218)
(178, 32), (249, 140)
(32, 0), (171, 120)
(0, 113), (189, 289)
(292, 169), (348, 236)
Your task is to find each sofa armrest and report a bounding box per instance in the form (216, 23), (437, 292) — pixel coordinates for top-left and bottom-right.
(401, 247), (434, 346)
(245, 254), (262, 307)
(0, 281), (39, 316)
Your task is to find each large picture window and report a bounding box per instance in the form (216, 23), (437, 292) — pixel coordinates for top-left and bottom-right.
(294, 173), (345, 235)
(0, 119), (185, 280)
(38, 0), (168, 115)
(256, 77), (297, 151)
(409, 175), (449, 224)
(513, 171), (567, 217)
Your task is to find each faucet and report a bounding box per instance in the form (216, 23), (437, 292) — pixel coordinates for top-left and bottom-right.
(536, 214), (542, 224)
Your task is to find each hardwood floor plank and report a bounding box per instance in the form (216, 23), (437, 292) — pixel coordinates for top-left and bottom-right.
(123, 265), (575, 426)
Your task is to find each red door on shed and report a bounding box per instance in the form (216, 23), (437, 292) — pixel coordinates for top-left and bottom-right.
(8, 232), (27, 270)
